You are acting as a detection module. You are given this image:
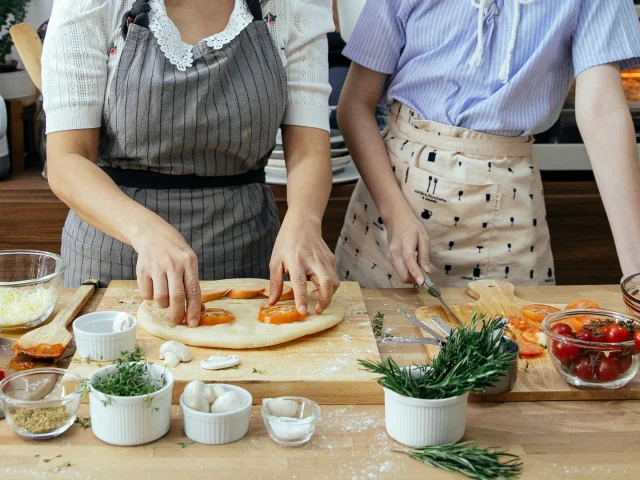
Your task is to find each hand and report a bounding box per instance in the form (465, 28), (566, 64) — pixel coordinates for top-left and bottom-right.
(133, 222), (201, 327)
(269, 214), (340, 315)
(384, 204), (431, 284)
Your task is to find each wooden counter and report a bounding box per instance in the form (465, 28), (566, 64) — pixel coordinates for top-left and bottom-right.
(2, 285), (640, 479)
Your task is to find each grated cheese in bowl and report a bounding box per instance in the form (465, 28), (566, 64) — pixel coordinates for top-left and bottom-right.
(0, 286), (58, 328)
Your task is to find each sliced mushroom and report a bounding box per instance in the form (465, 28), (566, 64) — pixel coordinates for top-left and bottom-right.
(112, 312), (132, 332)
(199, 355), (240, 370)
(159, 341), (193, 368)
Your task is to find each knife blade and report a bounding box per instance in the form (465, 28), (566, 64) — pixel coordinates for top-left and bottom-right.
(396, 309), (447, 345)
(418, 268), (465, 326)
(430, 316), (452, 337)
(380, 336), (443, 346)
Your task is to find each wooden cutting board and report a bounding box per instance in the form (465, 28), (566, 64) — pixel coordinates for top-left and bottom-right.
(414, 279), (640, 401)
(67, 281), (382, 405)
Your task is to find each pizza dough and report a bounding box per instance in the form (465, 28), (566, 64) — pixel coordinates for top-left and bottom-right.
(137, 279), (347, 349)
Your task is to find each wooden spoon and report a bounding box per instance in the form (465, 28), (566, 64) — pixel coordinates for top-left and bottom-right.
(9, 23), (43, 91)
(12, 280), (99, 359)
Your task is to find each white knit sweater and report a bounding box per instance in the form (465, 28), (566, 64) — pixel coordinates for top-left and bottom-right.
(42, 0), (334, 133)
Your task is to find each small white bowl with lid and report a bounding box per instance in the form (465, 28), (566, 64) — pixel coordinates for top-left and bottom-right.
(180, 383), (252, 445)
(73, 311), (137, 361)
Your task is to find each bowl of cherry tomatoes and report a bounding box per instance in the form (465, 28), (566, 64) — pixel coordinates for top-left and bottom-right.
(542, 309), (640, 389)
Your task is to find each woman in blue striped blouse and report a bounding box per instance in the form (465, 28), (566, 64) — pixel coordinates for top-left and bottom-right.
(335, 0), (640, 288)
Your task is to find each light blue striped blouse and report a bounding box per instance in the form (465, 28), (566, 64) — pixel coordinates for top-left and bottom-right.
(344, 0), (640, 136)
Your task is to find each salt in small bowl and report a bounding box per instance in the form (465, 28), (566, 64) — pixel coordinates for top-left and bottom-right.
(262, 396), (320, 446)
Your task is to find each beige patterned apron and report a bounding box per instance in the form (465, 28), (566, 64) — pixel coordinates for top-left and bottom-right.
(335, 103), (555, 288)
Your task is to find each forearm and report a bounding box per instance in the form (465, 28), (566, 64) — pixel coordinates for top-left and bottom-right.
(577, 65), (640, 276)
(47, 151), (166, 249)
(338, 99), (410, 221)
(281, 125), (332, 227)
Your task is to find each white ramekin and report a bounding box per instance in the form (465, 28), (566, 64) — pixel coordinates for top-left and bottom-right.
(384, 388), (468, 447)
(88, 364), (174, 446)
(180, 384), (252, 445)
(73, 311), (137, 361)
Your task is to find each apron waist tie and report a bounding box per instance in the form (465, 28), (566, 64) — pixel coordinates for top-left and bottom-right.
(102, 167), (266, 189)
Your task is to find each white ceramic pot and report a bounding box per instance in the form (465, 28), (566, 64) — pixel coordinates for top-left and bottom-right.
(88, 364), (174, 446)
(73, 311), (137, 361)
(180, 384), (252, 445)
(384, 388), (468, 448)
(0, 70), (37, 104)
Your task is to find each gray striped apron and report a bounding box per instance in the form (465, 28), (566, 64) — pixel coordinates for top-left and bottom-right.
(61, 0), (287, 287)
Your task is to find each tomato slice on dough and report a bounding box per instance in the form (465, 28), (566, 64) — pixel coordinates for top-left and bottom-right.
(521, 304), (561, 323)
(519, 340), (545, 357)
(263, 284), (295, 301)
(201, 288), (229, 303)
(200, 308), (235, 326)
(258, 305), (307, 325)
(565, 299), (600, 310)
(226, 286), (265, 299)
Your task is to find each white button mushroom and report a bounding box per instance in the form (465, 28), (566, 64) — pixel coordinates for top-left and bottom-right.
(159, 341), (193, 368)
(112, 312), (132, 332)
(204, 385), (217, 404)
(210, 390), (246, 413)
(182, 380), (209, 413)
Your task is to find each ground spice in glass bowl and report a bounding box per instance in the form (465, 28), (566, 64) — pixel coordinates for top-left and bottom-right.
(0, 368), (83, 439)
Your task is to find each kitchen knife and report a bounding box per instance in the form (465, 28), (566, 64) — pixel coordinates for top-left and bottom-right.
(418, 268), (465, 326)
(380, 336), (443, 346)
(430, 316), (452, 337)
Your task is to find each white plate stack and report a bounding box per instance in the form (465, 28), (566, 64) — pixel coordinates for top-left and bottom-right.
(265, 128), (359, 185)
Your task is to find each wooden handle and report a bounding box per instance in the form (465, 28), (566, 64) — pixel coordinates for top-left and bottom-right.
(9, 23), (43, 91)
(51, 280), (99, 328)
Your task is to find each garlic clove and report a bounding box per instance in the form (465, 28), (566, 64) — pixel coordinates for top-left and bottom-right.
(199, 355), (240, 370)
(113, 312), (132, 332)
(267, 398), (299, 418)
(163, 351), (181, 368)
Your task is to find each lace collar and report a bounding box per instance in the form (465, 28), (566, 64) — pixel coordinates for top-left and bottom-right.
(148, 0), (254, 71)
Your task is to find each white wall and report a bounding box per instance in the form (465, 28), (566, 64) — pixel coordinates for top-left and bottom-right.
(25, 0), (54, 30)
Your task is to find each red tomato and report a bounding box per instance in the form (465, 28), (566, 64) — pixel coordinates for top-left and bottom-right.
(574, 329), (593, 342)
(635, 331), (640, 350)
(518, 341), (545, 358)
(572, 356), (594, 381)
(565, 299), (600, 310)
(609, 351), (633, 374)
(595, 356), (619, 382)
(591, 330), (608, 343)
(551, 323), (573, 336)
(521, 304), (561, 323)
(0, 370), (5, 381)
(606, 324), (631, 343)
(551, 338), (580, 363)
(258, 305), (307, 325)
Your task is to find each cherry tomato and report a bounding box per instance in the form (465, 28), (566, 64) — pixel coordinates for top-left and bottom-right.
(572, 356), (594, 381)
(606, 324), (631, 343)
(0, 370), (5, 381)
(199, 308), (235, 326)
(635, 331), (640, 350)
(565, 299), (600, 310)
(574, 329), (593, 342)
(551, 339), (580, 363)
(595, 356), (619, 382)
(609, 350), (633, 374)
(521, 304), (561, 323)
(591, 329), (608, 343)
(551, 323), (573, 336)
(258, 305), (307, 325)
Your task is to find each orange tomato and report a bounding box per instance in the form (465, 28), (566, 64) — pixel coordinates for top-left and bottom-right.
(263, 284), (295, 301)
(565, 315), (598, 331)
(518, 341), (545, 357)
(521, 326), (545, 346)
(226, 286), (265, 299)
(258, 305), (306, 325)
(565, 299), (600, 310)
(507, 315), (530, 331)
(201, 288), (229, 303)
(521, 304), (561, 323)
(199, 308), (235, 326)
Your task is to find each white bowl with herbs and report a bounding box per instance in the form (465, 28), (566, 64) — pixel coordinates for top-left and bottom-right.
(87, 347), (174, 446)
(361, 314), (516, 448)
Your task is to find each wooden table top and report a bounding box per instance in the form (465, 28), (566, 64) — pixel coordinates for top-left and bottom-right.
(2, 285), (638, 479)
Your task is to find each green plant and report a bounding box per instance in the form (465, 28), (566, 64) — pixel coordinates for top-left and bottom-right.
(0, 0), (31, 68)
(359, 312), (514, 399)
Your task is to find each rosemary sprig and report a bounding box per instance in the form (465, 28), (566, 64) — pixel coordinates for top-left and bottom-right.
(360, 312), (514, 399)
(372, 312), (392, 339)
(91, 348), (166, 403)
(397, 442), (522, 480)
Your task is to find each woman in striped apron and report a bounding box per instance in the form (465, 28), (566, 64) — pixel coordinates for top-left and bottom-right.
(335, 0), (640, 288)
(42, 0), (338, 325)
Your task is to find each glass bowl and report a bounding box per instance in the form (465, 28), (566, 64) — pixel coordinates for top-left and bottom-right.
(542, 309), (640, 390)
(621, 273), (640, 320)
(0, 250), (67, 331)
(0, 368), (83, 439)
(262, 396), (321, 446)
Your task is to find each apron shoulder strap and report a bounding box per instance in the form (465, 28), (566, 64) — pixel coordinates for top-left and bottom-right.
(246, 0), (264, 22)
